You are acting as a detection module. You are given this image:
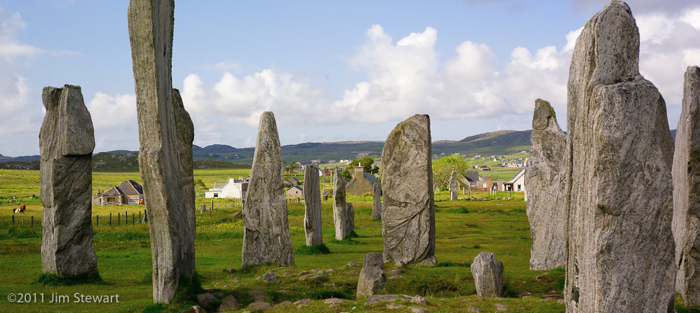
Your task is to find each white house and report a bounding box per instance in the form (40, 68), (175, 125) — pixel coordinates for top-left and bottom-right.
(505, 167), (527, 200)
(205, 178), (249, 199)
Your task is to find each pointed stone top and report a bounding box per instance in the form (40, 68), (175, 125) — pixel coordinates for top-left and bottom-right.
(532, 99), (562, 131)
(572, 1), (640, 87)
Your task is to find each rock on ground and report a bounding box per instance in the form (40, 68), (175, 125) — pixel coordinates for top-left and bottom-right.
(304, 162), (323, 246)
(674, 66), (700, 304)
(333, 168), (355, 239)
(196, 293), (217, 310)
(263, 272), (280, 283)
(242, 112), (294, 267)
(357, 252), (387, 297)
(381, 114), (436, 265)
(40, 85), (98, 278)
(372, 183), (382, 220)
(365, 294), (398, 305)
(471, 252), (504, 297)
(525, 99), (566, 270)
(128, 0), (196, 303)
(564, 2), (675, 312)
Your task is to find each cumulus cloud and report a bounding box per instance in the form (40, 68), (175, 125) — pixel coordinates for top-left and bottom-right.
(569, 0), (699, 15)
(86, 92), (137, 129)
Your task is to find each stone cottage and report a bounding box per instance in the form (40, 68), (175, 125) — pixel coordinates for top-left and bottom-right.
(346, 166), (380, 196)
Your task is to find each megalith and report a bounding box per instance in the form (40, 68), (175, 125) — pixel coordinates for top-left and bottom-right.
(333, 168), (355, 240)
(525, 99), (566, 270)
(448, 169), (459, 200)
(471, 252), (504, 297)
(673, 65), (700, 305)
(357, 252), (387, 297)
(242, 112), (294, 267)
(372, 183), (382, 220)
(128, 0), (196, 303)
(563, 2), (675, 312)
(304, 162), (323, 246)
(381, 114), (436, 266)
(40, 85), (98, 278)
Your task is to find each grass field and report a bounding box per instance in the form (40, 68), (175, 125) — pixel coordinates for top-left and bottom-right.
(0, 169), (695, 313)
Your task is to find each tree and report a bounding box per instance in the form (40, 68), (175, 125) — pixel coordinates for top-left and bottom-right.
(432, 155), (470, 190)
(348, 157), (378, 175)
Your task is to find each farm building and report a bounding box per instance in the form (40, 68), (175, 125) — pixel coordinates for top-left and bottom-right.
(346, 166), (380, 196)
(205, 178), (248, 199)
(93, 180), (144, 205)
(286, 186), (303, 198)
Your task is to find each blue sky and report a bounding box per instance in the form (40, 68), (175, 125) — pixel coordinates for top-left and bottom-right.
(1, 0), (699, 156)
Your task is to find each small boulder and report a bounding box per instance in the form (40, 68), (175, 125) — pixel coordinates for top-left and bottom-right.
(347, 261), (359, 267)
(388, 303), (405, 309)
(191, 305), (205, 313)
(299, 273), (323, 280)
(410, 307), (429, 313)
(468, 306), (482, 313)
(218, 295), (240, 312)
(411, 295), (427, 305)
(357, 252), (387, 297)
(471, 252), (504, 297)
(263, 272), (280, 283)
(197, 293), (217, 310)
(495, 303), (508, 311)
(248, 301), (272, 310)
(388, 269), (404, 275)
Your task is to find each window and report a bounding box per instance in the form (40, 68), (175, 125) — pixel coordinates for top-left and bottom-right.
(213, 193), (218, 198)
(517, 185), (522, 191)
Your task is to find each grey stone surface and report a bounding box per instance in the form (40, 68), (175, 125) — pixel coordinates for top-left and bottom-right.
(333, 169), (355, 239)
(40, 85), (98, 278)
(365, 294), (398, 305)
(357, 252), (387, 297)
(564, 2), (676, 312)
(263, 272), (280, 283)
(248, 301), (272, 310)
(468, 306), (482, 313)
(347, 166), (380, 196)
(218, 295), (239, 311)
(411, 295), (428, 305)
(372, 183), (382, 220)
(196, 293), (217, 310)
(128, 0), (195, 303)
(449, 169), (459, 200)
(242, 112), (294, 267)
(525, 99), (566, 270)
(674, 66), (700, 305)
(410, 307), (429, 313)
(381, 114), (436, 265)
(471, 252), (504, 297)
(304, 162), (323, 246)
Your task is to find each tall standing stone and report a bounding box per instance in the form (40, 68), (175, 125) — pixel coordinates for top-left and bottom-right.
(471, 252), (504, 297)
(448, 169), (459, 200)
(673, 66), (700, 305)
(304, 162), (323, 246)
(357, 252), (387, 297)
(525, 99), (566, 270)
(40, 85), (98, 278)
(128, 0), (195, 303)
(381, 114), (436, 266)
(333, 169), (354, 240)
(242, 112), (294, 267)
(372, 183), (382, 220)
(564, 2), (675, 312)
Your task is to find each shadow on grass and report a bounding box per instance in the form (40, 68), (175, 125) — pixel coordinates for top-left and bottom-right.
(295, 244), (331, 255)
(33, 272), (106, 286)
(142, 274), (204, 313)
(328, 231), (362, 245)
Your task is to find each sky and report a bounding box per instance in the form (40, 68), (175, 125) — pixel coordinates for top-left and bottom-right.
(0, 0), (699, 157)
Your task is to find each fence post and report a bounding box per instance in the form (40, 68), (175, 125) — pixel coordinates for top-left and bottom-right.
(109, 213), (112, 226)
(31, 216), (33, 228)
(118, 213), (120, 226)
(132, 213), (135, 224)
(139, 211), (141, 223)
(97, 215), (99, 226)
(12, 215), (14, 224)
(125, 209), (128, 224)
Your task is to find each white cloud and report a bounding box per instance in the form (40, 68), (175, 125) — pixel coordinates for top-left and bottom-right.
(86, 92), (136, 129)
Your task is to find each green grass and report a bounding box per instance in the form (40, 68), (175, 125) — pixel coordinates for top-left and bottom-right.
(0, 169), (694, 312)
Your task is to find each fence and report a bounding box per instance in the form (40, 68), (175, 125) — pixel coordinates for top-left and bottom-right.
(1, 210), (149, 229)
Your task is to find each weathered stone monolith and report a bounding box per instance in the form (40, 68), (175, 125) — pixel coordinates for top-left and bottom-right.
(333, 169), (355, 240)
(372, 183), (382, 220)
(673, 65), (700, 305)
(525, 99), (566, 270)
(128, 0), (196, 303)
(381, 114), (436, 266)
(564, 2), (675, 312)
(448, 169), (459, 200)
(242, 112), (294, 267)
(357, 252), (386, 297)
(471, 252), (504, 297)
(40, 85), (98, 278)
(304, 162), (323, 246)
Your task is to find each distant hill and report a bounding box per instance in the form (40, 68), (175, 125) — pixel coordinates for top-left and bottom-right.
(0, 154), (39, 164)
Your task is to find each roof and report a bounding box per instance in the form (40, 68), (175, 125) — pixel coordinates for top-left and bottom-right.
(510, 167), (526, 182)
(364, 173), (379, 184)
(102, 186), (124, 196)
(464, 171), (480, 182)
(118, 180), (143, 196)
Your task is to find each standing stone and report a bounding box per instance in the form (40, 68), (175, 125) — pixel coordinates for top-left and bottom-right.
(242, 112), (294, 267)
(381, 114), (436, 266)
(333, 169), (355, 240)
(564, 2), (675, 312)
(40, 85), (98, 278)
(304, 162), (323, 246)
(128, 0), (195, 303)
(525, 99), (566, 270)
(372, 183), (382, 220)
(471, 252), (504, 297)
(673, 66), (700, 305)
(448, 169), (459, 200)
(357, 252), (387, 297)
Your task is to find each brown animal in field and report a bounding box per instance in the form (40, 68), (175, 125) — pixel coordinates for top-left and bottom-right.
(19, 203), (25, 212)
